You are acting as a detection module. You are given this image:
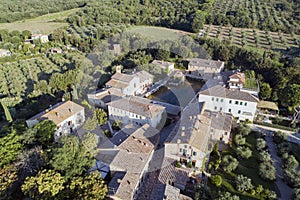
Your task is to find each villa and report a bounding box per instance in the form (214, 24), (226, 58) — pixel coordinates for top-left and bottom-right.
(186, 58), (224, 79)
(26, 100), (85, 139)
(198, 85), (259, 121)
(107, 96), (166, 128)
(106, 67), (153, 96)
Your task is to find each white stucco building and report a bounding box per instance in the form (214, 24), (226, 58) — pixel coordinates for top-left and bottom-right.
(186, 58), (224, 79)
(107, 96), (166, 128)
(31, 34), (49, 43)
(26, 101), (85, 139)
(106, 70), (153, 96)
(0, 49), (11, 57)
(151, 60), (175, 75)
(199, 85), (259, 121)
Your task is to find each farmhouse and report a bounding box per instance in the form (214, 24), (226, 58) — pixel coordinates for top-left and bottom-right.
(31, 34), (49, 43)
(26, 101), (85, 139)
(106, 67), (153, 96)
(198, 85), (259, 121)
(107, 96), (166, 128)
(186, 58), (224, 79)
(151, 60), (175, 75)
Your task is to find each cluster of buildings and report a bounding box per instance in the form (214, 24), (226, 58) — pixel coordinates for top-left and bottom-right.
(26, 57), (267, 199)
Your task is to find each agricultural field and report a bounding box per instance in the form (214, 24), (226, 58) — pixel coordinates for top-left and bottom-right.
(126, 26), (190, 41)
(0, 8), (80, 34)
(212, 0), (300, 34)
(202, 24), (300, 52)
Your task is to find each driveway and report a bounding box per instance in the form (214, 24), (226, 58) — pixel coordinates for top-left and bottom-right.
(265, 136), (293, 200)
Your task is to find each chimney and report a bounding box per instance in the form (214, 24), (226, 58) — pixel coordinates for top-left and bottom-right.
(55, 112), (59, 117)
(69, 108), (72, 113)
(127, 180), (131, 185)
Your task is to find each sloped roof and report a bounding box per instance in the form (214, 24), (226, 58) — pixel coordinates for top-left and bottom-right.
(165, 101), (211, 152)
(203, 110), (233, 132)
(111, 72), (135, 83)
(228, 72), (246, 85)
(107, 96), (165, 118)
(108, 171), (140, 200)
(118, 124), (159, 154)
(28, 101), (84, 125)
(151, 60), (174, 69)
(199, 85), (259, 102)
(135, 70), (154, 82)
(106, 79), (128, 89)
(150, 184), (180, 200)
(188, 58), (224, 69)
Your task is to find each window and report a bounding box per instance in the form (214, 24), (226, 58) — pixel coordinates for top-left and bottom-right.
(220, 107), (223, 111)
(214, 106), (217, 110)
(179, 148), (182, 152)
(224, 132), (228, 135)
(240, 102), (243, 105)
(221, 99), (224, 102)
(193, 152), (197, 156)
(216, 98), (219, 102)
(238, 110), (241, 114)
(244, 102), (247, 106)
(235, 101), (239, 105)
(212, 97), (214, 101)
(229, 100), (232, 104)
(184, 145), (187, 148)
(228, 108), (231, 112)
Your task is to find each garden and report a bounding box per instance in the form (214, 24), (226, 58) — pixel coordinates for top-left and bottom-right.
(206, 124), (277, 199)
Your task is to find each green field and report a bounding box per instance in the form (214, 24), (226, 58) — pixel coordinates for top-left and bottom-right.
(126, 26), (191, 41)
(0, 8), (80, 34)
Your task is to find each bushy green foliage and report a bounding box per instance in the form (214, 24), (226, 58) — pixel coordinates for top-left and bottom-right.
(256, 138), (266, 151)
(0, 130), (23, 167)
(259, 162), (276, 181)
(22, 169), (65, 200)
(236, 146), (252, 159)
(235, 175), (253, 193)
(50, 136), (94, 179)
(234, 134), (246, 146)
(210, 175), (222, 187)
(222, 155), (239, 172)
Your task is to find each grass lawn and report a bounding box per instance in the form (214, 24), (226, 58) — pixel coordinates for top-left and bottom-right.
(0, 8), (80, 34)
(126, 25), (191, 41)
(245, 78), (258, 90)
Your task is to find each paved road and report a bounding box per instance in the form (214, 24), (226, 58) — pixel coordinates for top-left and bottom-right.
(251, 124), (300, 145)
(265, 136), (293, 200)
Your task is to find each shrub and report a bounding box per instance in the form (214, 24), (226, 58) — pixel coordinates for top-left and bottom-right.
(234, 134), (246, 146)
(258, 151), (271, 162)
(236, 146), (252, 159)
(256, 138), (266, 151)
(222, 155), (239, 172)
(210, 175), (222, 187)
(235, 175), (253, 193)
(112, 120), (122, 130)
(259, 162), (276, 181)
